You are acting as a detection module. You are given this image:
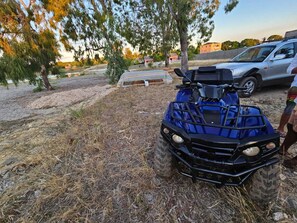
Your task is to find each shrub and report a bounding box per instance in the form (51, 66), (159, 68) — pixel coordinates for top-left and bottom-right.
(148, 62), (153, 68)
(51, 66), (60, 75)
(33, 77), (43, 92)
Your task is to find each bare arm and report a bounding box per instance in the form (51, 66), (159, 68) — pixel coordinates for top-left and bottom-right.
(288, 53), (297, 74)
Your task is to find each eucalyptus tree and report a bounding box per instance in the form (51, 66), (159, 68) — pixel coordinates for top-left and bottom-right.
(0, 0), (127, 86)
(120, 0), (238, 72)
(168, 0), (239, 72)
(57, 0), (128, 84)
(119, 0), (179, 67)
(267, 35), (283, 41)
(221, 40), (240, 51)
(0, 0), (62, 89)
(240, 38), (260, 47)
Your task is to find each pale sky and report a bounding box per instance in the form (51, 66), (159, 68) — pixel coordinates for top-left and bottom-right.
(209, 0), (297, 42)
(60, 0), (297, 61)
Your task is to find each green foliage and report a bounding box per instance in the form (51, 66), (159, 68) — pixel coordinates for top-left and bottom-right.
(60, 0), (127, 84)
(166, 0), (238, 71)
(56, 61), (83, 68)
(105, 48), (128, 84)
(124, 59), (132, 67)
(120, 0), (236, 70)
(152, 53), (164, 62)
(221, 40), (241, 50)
(33, 29), (61, 69)
(57, 73), (68, 79)
(123, 48), (139, 65)
(119, 0), (179, 67)
(33, 77), (44, 92)
(94, 54), (101, 61)
(267, 35), (283, 41)
(240, 38), (260, 47)
(188, 45), (197, 60)
(51, 66), (61, 75)
(194, 42), (201, 54)
(0, 55), (36, 86)
(224, 0), (239, 13)
(148, 62), (153, 68)
(0, 2), (60, 87)
(69, 107), (85, 119)
(171, 49), (181, 56)
(85, 56), (94, 66)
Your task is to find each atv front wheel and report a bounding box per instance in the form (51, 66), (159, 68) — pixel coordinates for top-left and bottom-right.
(246, 161), (280, 204)
(153, 134), (174, 178)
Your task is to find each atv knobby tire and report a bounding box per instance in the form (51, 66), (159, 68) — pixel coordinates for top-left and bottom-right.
(154, 134), (174, 178)
(246, 160), (280, 204)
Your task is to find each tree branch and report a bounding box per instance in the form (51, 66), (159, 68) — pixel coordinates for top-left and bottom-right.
(167, 4), (178, 21)
(19, 0), (29, 9)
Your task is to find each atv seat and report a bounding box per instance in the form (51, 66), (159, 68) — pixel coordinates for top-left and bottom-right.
(186, 66), (233, 85)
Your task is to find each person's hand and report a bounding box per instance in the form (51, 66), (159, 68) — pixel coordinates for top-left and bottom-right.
(292, 67), (297, 74)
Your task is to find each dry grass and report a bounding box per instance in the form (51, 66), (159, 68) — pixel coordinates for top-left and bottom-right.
(0, 82), (297, 222)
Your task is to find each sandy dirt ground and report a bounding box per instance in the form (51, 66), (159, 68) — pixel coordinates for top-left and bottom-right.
(0, 72), (108, 121)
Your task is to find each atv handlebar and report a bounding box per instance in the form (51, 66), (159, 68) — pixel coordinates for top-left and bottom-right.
(220, 84), (245, 91)
(176, 83), (247, 91)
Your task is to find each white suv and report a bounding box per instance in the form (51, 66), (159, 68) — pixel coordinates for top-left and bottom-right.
(215, 34), (297, 97)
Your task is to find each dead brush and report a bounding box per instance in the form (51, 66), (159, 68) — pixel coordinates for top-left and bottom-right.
(3, 89), (155, 222)
(277, 163), (297, 218)
(1, 84), (296, 222)
(215, 186), (266, 222)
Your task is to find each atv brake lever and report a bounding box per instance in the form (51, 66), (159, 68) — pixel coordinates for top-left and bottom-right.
(232, 84), (247, 90)
(196, 83), (203, 88)
(234, 86), (248, 90)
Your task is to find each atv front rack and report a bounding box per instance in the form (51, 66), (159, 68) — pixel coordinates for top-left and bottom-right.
(170, 102), (267, 130)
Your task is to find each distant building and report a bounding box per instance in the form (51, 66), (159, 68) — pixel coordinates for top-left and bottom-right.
(169, 53), (179, 63)
(65, 64), (72, 69)
(144, 56), (154, 67)
(200, 42), (222, 54)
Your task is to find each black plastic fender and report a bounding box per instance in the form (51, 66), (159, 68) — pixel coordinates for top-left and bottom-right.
(236, 68), (263, 87)
(243, 68), (259, 77)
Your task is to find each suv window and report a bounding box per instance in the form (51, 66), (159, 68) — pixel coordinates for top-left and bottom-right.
(232, 46), (275, 62)
(274, 43), (295, 59)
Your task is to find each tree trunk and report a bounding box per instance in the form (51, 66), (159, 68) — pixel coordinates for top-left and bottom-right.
(41, 65), (54, 90)
(167, 3), (189, 72)
(164, 51), (169, 67)
(179, 30), (188, 73)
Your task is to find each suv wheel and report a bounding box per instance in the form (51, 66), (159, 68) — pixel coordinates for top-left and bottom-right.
(239, 76), (257, 97)
(246, 161), (280, 204)
(154, 134), (174, 178)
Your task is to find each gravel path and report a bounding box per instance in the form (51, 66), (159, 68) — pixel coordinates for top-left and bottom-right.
(0, 71), (108, 121)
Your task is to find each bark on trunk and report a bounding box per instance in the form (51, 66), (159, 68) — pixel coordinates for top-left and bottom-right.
(164, 51), (169, 67)
(41, 65), (54, 90)
(167, 3), (189, 72)
(180, 31), (188, 73)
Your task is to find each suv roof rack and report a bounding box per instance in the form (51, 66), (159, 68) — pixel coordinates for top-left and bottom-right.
(283, 29), (297, 41)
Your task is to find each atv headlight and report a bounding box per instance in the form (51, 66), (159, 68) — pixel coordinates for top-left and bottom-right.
(172, 134), (184, 144)
(242, 146), (260, 156)
(266, 142), (276, 149)
(163, 128), (170, 134)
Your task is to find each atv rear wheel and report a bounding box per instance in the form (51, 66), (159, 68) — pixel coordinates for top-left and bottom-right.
(246, 161), (280, 204)
(239, 76), (257, 97)
(153, 134), (174, 178)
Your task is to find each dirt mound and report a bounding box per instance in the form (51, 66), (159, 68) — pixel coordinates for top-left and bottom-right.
(28, 85), (115, 109)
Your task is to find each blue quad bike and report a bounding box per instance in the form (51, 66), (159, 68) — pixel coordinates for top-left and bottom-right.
(154, 66), (280, 203)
